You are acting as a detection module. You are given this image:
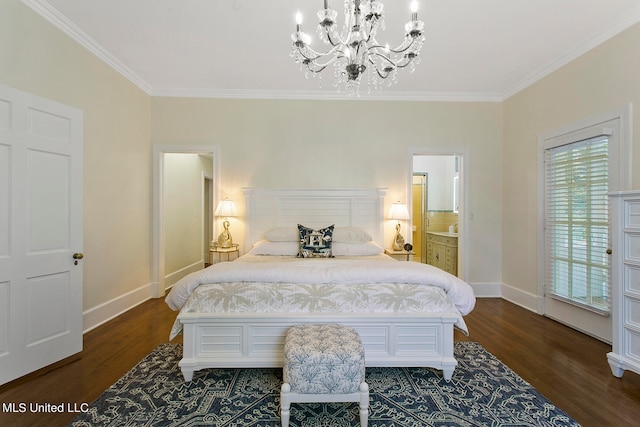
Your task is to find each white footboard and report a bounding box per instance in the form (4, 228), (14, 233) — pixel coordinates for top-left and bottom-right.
(178, 312), (459, 382)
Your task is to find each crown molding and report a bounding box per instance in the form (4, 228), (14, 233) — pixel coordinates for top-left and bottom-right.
(21, 0), (153, 94)
(501, 5), (640, 101)
(150, 87), (503, 103)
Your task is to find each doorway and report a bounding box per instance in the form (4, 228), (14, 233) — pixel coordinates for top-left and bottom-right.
(539, 108), (631, 342)
(152, 146), (220, 298)
(412, 174), (428, 262)
(204, 176), (213, 266)
(411, 153), (465, 279)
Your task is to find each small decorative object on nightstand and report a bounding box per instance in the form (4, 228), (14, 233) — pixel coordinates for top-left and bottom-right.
(385, 243), (415, 261)
(210, 243), (239, 264)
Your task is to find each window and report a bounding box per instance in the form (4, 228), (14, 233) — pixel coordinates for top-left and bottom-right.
(544, 135), (610, 314)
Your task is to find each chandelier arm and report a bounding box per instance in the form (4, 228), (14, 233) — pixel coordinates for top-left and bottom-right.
(368, 51), (397, 67)
(325, 32), (347, 48)
(367, 51), (418, 78)
(374, 68), (390, 79)
(372, 52), (416, 69)
(296, 43), (343, 61)
(394, 57), (417, 69)
(295, 50), (344, 71)
(294, 49), (323, 62)
(365, 46), (416, 71)
(388, 40), (418, 55)
(366, 57), (394, 79)
(367, 36), (418, 56)
(305, 63), (330, 74)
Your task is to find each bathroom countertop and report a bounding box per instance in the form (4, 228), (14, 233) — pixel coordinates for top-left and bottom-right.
(427, 231), (458, 237)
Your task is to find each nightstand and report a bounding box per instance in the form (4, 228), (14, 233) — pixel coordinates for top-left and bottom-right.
(384, 249), (415, 261)
(210, 244), (239, 264)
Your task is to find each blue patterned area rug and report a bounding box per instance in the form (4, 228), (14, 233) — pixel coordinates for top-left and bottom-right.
(68, 342), (579, 427)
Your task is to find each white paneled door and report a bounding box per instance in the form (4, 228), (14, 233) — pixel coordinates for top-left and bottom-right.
(0, 85), (83, 385)
(540, 108), (631, 343)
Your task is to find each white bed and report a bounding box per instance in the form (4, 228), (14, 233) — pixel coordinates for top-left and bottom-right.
(166, 188), (475, 381)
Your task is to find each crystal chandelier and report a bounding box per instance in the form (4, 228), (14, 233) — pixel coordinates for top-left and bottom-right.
(290, 0), (425, 95)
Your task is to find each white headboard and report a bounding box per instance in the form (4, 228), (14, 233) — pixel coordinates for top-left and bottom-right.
(243, 188), (387, 249)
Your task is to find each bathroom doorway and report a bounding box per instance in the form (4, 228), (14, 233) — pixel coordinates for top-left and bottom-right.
(412, 154), (464, 278)
(412, 173), (428, 263)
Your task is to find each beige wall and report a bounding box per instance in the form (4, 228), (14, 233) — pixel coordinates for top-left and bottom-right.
(502, 22), (640, 304)
(1, 1), (152, 326)
(150, 98), (503, 284)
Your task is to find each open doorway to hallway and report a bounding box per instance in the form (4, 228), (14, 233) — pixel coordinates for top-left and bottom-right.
(152, 146), (219, 297)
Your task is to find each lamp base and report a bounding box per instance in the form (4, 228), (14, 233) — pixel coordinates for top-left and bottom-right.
(217, 219), (233, 248)
(391, 223), (405, 251)
(217, 232), (233, 248)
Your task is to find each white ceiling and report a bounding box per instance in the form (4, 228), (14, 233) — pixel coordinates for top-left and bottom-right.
(23, 0), (640, 101)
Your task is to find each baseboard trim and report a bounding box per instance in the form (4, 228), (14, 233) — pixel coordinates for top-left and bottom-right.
(82, 283), (153, 334)
(500, 282), (539, 313)
(164, 260), (204, 288)
(83, 261), (204, 334)
(469, 282), (502, 298)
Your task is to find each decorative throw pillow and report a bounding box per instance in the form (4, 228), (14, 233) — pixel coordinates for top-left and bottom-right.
(297, 224), (334, 258)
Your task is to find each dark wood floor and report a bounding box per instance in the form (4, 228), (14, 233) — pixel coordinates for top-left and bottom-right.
(1, 298), (639, 426)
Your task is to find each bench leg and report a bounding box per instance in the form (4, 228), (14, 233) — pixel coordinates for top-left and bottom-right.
(280, 383), (291, 427)
(359, 382), (369, 427)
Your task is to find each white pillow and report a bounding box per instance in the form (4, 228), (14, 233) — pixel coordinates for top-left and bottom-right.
(332, 242), (383, 256)
(333, 227), (373, 243)
(262, 225), (373, 243)
(248, 240), (298, 256)
(263, 227), (298, 242)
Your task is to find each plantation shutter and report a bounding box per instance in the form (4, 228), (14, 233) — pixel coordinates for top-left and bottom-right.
(544, 135), (610, 314)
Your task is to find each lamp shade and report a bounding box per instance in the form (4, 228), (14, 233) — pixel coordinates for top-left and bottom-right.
(388, 202), (410, 221)
(214, 198), (237, 217)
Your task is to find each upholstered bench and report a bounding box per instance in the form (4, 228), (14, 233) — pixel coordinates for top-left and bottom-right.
(280, 323), (369, 427)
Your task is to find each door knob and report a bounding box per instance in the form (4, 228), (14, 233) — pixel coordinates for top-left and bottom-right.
(73, 252), (84, 265)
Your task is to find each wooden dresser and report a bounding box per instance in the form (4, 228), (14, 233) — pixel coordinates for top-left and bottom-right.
(426, 232), (458, 275)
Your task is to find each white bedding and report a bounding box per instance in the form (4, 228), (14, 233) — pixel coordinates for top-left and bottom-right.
(166, 254), (475, 338)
